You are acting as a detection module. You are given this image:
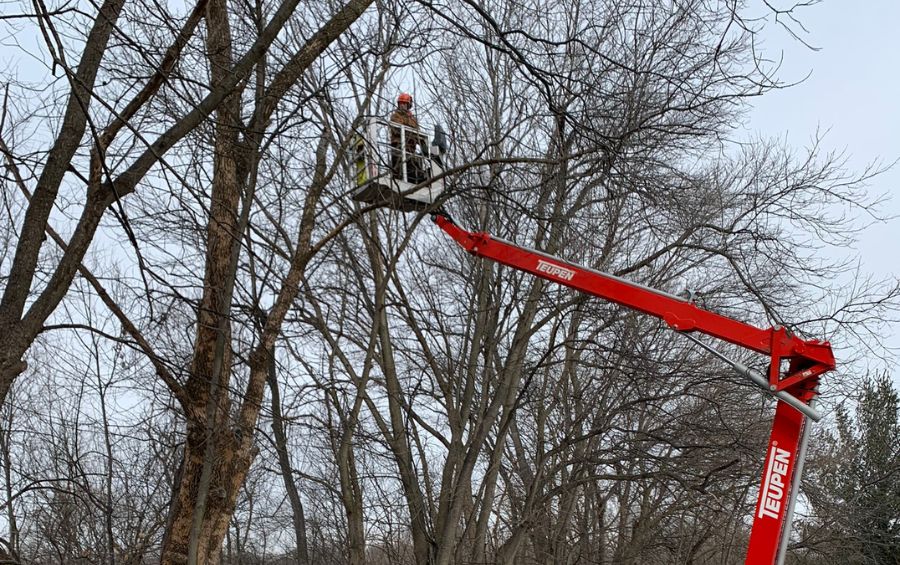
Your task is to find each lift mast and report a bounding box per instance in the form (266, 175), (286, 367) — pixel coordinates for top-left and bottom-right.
(432, 214), (835, 565)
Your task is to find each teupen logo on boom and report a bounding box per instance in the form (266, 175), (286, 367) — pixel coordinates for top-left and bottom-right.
(758, 443), (792, 519)
(536, 260), (575, 281)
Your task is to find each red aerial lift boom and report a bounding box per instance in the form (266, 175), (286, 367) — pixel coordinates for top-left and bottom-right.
(432, 213), (835, 565)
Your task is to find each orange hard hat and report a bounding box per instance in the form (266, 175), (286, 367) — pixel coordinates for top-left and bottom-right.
(397, 92), (413, 107)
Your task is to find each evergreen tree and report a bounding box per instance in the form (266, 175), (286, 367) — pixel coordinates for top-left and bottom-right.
(799, 374), (900, 564)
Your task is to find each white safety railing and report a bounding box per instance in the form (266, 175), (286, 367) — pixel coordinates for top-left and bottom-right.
(351, 117), (445, 210)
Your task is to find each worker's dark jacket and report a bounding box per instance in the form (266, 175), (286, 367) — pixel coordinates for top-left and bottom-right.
(389, 108), (420, 153)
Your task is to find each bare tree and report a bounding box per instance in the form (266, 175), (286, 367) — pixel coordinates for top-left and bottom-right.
(1, 0), (896, 563)
(1, 0), (378, 561)
(283, 1), (897, 564)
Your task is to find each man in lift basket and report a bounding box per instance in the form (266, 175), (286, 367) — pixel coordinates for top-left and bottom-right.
(389, 92), (427, 183)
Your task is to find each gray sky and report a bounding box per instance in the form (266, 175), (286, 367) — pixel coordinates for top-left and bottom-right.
(745, 1), (900, 369)
(1, 1), (895, 372)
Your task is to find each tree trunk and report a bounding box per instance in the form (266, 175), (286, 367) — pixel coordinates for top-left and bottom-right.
(157, 0), (375, 560)
(266, 351), (310, 564)
(161, 421), (255, 564)
(0, 347), (27, 409)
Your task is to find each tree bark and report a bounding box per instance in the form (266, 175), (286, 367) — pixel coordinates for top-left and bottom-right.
(159, 0), (373, 548)
(0, 0), (125, 405)
(266, 352), (310, 564)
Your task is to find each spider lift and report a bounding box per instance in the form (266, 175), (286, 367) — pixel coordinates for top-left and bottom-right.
(351, 121), (834, 565)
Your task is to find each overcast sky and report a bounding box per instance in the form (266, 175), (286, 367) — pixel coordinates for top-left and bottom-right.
(745, 1), (900, 369)
(1, 1), (896, 373)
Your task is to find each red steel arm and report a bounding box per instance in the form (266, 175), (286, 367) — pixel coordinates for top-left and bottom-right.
(433, 214), (834, 391)
(432, 214), (836, 565)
